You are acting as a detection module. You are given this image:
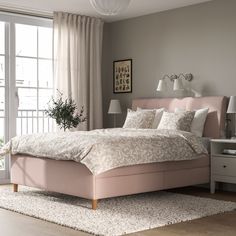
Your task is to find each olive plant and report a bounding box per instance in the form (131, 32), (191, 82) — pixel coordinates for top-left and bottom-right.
(45, 91), (86, 131)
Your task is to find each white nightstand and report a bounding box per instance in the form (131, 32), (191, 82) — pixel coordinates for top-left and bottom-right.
(211, 139), (236, 194)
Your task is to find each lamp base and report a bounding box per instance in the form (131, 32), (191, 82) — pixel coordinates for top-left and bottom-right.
(113, 114), (117, 128)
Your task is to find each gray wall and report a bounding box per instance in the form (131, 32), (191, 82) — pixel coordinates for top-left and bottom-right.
(102, 0), (236, 128)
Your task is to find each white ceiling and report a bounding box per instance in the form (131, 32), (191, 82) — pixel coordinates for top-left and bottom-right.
(0, 0), (212, 22)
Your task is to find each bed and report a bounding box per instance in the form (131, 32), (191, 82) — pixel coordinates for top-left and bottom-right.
(10, 96), (227, 210)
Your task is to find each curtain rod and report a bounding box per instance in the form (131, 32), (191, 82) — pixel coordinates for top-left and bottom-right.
(0, 5), (53, 20)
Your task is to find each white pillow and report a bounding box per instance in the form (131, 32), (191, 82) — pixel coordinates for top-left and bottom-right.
(137, 107), (165, 129)
(123, 109), (156, 129)
(175, 108), (209, 137)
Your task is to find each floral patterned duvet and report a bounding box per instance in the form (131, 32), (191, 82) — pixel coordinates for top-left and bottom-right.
(0, 128), (208, 175)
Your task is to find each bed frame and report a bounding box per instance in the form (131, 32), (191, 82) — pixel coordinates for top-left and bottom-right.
(10, 96), (227, 210)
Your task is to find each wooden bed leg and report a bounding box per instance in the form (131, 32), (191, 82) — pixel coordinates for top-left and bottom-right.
(13, 184), (18, 192)
(92, 199), (97, 210)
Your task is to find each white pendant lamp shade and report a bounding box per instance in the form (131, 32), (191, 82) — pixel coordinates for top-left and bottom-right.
(90, 0), (131, 16)
(156, 80), (167, 92)
(108, 100), (122, 114)
(173, 78), (184, 91)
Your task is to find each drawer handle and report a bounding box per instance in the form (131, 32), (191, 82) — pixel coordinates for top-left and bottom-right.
(223, 165), (227, 168)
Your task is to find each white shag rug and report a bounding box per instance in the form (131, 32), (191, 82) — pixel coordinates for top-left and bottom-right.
(0, 187), (235, 236)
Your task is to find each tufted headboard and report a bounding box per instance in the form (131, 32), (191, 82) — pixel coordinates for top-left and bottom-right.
(132, 96), (228, 139)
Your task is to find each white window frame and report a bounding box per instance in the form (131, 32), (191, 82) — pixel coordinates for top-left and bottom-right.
(0, 12), (52, 183)
(0, 20), (9, 183)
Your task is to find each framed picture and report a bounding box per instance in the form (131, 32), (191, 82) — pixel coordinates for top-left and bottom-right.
(113, 59), (132, 93)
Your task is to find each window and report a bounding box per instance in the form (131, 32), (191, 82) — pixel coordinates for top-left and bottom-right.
(0, 21), (5, 171)
(15, 24), (54, 135)
(0, 13), (53, 180)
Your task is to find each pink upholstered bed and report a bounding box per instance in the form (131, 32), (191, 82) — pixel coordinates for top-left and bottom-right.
(10, 96), (227, 210)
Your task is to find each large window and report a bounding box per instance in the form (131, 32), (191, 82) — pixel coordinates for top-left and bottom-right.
(15, 24), (53, 135)
(0, 13), (53, 180)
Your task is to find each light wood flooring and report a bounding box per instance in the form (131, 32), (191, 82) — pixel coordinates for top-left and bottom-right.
(0, 185), (235, 236)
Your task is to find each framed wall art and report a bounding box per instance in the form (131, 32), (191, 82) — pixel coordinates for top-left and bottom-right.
(113, 59), (132, 93)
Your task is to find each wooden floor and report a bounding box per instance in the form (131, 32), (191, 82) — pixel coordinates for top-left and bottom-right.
(0, 185), (236, 236)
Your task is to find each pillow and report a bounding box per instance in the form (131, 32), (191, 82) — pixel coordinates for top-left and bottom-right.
(123, 109), (155, 129)
(137, 107), (165, 129)
(175, 108), (209, 137)
(157, 111), (195, 132)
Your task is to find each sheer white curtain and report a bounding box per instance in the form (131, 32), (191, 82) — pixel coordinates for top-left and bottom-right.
(53, 12), (104, 130)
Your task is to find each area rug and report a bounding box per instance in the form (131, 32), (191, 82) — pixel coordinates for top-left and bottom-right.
(0, 187), (235, 236)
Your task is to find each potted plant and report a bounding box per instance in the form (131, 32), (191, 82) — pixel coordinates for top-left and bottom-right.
(45, 91), (86, 131)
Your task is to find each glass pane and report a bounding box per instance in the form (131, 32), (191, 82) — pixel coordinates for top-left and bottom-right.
(18, 88), (37, 110)
(16, 57), (37, 87)
(0, 87), (4, 113)
(38, 27), (52, 59)
(0, 56), (4, 85)
(39, 59), (53, 88)
(0, 118), (4, 169)
(39, 89), (53, 110)
(17, 115), (34, 136)
(17, 111), (36, 136)
(0, 22), (4, 55)
(16, 24), (37, 57)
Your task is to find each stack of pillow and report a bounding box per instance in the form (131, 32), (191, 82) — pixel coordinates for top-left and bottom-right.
(123, 107), (209, 137)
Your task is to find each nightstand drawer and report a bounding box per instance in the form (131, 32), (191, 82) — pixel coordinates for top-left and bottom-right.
(212, 157), (236, 177)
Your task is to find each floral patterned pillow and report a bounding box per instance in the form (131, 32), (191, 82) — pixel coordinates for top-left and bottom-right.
(157, 111), (195, 132)
(123, 109), (156, 129)
(137, 107), (165, 129)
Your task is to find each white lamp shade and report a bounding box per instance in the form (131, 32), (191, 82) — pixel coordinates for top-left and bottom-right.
(227, 96), (236, 113)
(156, 80), (167, 92)
(108, 100), (122, 114)
(90, 0), (131, 16)
(191, 88), (202, 97)
(173, 78), (184, 91)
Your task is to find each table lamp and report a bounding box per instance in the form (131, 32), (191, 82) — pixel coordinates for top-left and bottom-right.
(108, 99), (122, 127)
(227, 96), (236, 138)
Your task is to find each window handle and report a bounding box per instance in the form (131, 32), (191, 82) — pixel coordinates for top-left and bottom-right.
(15, 89), (19, 108)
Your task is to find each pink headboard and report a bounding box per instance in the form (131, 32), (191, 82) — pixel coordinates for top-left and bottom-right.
(132, 96), (228, 139)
